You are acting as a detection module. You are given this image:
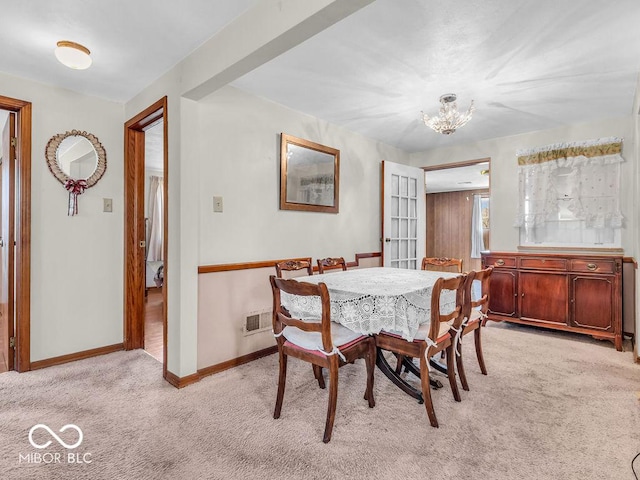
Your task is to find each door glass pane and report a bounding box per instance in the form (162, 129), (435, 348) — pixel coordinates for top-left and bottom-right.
(401, 219), (408, 238)
(392, 196), (399, 216)
(400, 176), (408, 196)
(391, 218), (399, 238)
(400, 260), (408, 269)
(401, 198), (408, 217)
(410, 219), (416, 238)
(391, 240), (399, 260)
(409, 260), (416, 270)
(392, 174), (399, 195)
(410, 198), (416, 218)
(410, 177), (417, 197)
(400, 240), (408, 259)
(409, 240), (416, 258)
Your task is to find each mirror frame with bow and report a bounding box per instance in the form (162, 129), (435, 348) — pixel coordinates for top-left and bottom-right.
(45, 130), (107, 215)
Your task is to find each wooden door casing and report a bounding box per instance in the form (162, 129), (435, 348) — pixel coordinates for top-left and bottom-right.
(0, 96), (31, 372)
(124, 97), (168, 379)
(0, 113), (15, 373)
(519, 271), (568, 325)
(571, 275), (614, 331)
(124, 128), (146, 350)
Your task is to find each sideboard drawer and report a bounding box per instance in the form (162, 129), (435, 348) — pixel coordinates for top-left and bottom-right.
(483, 255), (516, 268)
(570, 259), (616, 274)
(519, 257), (567, 271)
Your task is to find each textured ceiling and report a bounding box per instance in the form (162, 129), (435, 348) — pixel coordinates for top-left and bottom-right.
(0, 0), (256, 102)
(426, 162), (490, 193)
(232, 0), (640, 152)
(2, 1), (640, 156)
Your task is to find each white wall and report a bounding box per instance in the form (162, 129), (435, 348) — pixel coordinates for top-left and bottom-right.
(0, 71), (124, 361)
(197, 86), (409, 264)
(194, 85), (409, 368)
(409, 117), (636, 254)
(122, 0), (381, 378)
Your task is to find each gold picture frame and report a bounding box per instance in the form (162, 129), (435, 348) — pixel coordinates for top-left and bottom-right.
(280, 133), (339, 213)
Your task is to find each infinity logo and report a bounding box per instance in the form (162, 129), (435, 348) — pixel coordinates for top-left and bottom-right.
(28, 424), (83, 450)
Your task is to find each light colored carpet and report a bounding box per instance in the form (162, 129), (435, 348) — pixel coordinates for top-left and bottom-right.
(1, 323), (639, 480)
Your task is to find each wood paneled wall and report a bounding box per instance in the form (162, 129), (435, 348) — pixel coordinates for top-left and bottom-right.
(426, 189), (489, 273)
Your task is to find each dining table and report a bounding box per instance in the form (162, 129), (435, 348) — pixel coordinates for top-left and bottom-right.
(280, 266), (461, 403)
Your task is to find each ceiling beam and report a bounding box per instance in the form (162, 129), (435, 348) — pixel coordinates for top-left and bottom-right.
(181, 0), (374, 101)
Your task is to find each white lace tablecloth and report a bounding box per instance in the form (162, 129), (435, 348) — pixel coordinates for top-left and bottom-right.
(280, 267), (459, 341)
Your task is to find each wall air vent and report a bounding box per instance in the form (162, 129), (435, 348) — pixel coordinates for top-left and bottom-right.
(243, 309), (272, 336)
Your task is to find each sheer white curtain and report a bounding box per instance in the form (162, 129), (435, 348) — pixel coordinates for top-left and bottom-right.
(515, 137), (623, 245)
(147, 175), (163, 261)
(515, 161), (559, 243)
(471, 194), (485, 258)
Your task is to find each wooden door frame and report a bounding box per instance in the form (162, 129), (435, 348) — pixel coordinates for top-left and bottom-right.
(423, 157), (492, 254)
(124, 97), (168, 378)
(0, 95), (32, 372)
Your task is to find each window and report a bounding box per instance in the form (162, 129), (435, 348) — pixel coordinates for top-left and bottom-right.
(515, 137), (623, 248)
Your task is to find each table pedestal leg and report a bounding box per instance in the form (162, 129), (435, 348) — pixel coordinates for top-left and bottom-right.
(429, 358), (448, 375)
(398, 355), (444, 389)
(376, 348), (423, 403)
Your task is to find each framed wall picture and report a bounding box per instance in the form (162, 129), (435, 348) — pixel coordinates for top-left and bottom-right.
(280, 133), (339, 213)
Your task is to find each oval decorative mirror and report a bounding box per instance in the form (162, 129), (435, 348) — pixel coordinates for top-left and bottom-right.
(45, 130), (107, 216)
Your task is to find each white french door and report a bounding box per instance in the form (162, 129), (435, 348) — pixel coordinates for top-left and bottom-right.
(381, 161), (425, 269)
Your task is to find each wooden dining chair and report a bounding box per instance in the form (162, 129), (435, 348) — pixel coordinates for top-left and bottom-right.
(421, 257), (463, 363)
(274, 258), (319, 389)
(422, 257), (463, 273)
(317, 257), (347, 274)
(275, 258), (313, 278)
(456, 266), (493, 391)
(270, 275), (376, 443)
(375, 274), (466, 428)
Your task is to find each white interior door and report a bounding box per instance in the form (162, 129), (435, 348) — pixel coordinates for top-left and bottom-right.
(382, 160), (425, 269)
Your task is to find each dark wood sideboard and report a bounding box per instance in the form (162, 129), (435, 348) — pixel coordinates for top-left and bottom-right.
(481, 252), (623, 351)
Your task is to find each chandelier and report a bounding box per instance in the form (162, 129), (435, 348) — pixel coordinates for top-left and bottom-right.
(421, 94), (475, 135)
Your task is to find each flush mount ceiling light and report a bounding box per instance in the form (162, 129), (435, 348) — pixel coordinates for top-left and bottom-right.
(421, 93), (475, 135)
(55, 41), (92, 70)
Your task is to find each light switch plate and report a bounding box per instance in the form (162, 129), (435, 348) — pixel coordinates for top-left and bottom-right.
(103, 198), (113, 213)
(213, 196), (223, 213)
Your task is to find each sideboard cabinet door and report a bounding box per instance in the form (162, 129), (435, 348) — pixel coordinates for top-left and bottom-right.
(488, 269), (518, 317)
(570, 275), (614, 332)
(519, 272), (568, 325)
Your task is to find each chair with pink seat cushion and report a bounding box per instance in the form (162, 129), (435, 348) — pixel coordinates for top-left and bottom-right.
(375, 274), (466, 428)
(270, 275), (375, 443)
(455, 266), (493, 391)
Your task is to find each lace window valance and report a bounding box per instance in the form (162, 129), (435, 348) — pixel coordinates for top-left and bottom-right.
(515, 137), (623, 246)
